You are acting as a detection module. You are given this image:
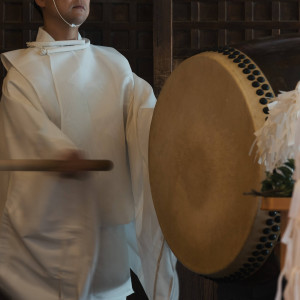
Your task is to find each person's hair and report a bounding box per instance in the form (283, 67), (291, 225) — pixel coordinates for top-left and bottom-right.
(33, 1), (43, 18)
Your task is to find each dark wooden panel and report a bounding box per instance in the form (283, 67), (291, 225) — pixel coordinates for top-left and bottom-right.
(227, 29), (245, 43)
(88, 2), (103, 21)
(281, 0), (299, 20)
(254, 29), (273, 38)
(137, 31), (153, 49)
(4, 2), (23, 23)
(111, 3), (130, 22)
(3, 29), (23, 49)
(173, 30), (191, 49)
(253, 1), (273, 21)
(110, 30), (130, 48)
(199, 1), (218, 21)
(173, 2), (191, 21)
(137, 3), (153, 21)
(199, 29), (219, 48)
(227, 1), (245, 21)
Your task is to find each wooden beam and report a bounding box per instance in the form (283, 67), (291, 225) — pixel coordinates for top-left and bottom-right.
(153, 0), (173, 96)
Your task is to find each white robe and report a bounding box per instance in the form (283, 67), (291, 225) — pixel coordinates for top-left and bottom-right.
(0, 28), (179, 300)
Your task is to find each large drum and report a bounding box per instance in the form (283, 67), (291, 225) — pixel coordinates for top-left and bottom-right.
(149, 35), (300, 281)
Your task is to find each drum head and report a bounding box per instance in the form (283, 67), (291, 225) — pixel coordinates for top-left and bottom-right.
(149, 52), (267, 277)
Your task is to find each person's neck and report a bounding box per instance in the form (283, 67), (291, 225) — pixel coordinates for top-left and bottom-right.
(43, 20), (79, 41)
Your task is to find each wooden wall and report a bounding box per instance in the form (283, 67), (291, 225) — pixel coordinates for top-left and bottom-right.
(2, 0), (300, 92)
(173, 0), (300, 59)
(154, 0), (300, 94)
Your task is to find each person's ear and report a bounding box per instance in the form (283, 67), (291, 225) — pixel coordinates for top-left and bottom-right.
(35, 0), (46, 9)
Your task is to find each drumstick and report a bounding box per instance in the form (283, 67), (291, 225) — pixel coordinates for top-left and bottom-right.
(0, 159), (113, 172)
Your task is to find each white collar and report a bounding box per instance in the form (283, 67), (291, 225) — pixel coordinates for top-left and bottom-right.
(26, 27), (90, 55)
(35, 27), (83, 42)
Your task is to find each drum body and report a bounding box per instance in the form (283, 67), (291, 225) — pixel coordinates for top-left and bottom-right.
(149, 35), (300, 280)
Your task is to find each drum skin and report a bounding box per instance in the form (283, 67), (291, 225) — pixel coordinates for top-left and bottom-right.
(148, 35), (299, 280)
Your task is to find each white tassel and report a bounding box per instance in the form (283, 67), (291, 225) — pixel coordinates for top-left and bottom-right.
(253, 82), (300, 171)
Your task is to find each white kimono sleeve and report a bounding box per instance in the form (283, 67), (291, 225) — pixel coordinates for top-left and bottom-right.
(0, 67), (77, 159)
(126, 74), (179, 300)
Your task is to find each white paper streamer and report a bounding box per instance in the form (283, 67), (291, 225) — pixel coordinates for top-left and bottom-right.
(253, 82), (300, 172)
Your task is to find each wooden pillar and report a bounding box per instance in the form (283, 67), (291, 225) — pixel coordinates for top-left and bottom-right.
(272, 1), (280, 36)
(218, 0), (227, 46)
(153, 0), (173, 96)
(245, 0), (254, 40)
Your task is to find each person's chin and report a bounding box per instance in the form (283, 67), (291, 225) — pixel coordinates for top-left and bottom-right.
(69, 16), (88, 26)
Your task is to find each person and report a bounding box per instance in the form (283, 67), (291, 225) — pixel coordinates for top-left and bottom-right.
(0, 0), (179, 299)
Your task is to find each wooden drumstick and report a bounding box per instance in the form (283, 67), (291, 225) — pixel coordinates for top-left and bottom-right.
(0, 159), (113, 172)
